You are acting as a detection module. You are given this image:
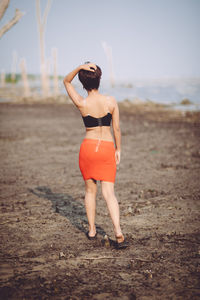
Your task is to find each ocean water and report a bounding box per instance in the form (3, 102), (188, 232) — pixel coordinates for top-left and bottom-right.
(1, 77), (200, 111)
(62, 77), (200, 111)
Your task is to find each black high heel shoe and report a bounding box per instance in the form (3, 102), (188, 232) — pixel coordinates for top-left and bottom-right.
(86, 231), (97, 240)
(115, 235), (128, 249)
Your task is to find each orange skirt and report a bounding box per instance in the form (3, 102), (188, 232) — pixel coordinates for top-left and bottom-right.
(79, 139), (116, 183)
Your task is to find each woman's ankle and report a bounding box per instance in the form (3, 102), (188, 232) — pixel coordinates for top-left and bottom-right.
(116, 234), (124, 243)
(89, 226), (96, 235)
(114, 227), (122, 237)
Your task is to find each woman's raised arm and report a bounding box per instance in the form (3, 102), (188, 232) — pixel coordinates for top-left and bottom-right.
(63, 65), (83, 107)
(63, 63), (96, 107)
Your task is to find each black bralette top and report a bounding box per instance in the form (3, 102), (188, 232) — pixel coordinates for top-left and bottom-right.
(82, 113), (112, 128)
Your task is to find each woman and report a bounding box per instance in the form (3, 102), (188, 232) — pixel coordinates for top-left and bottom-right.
(63, 62), (127, 249)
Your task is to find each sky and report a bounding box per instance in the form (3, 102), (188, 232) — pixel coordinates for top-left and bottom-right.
(0, 0), (200, 81)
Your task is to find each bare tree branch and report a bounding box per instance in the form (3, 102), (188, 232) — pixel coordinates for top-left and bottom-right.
(36, 0), (42, 29)
(0, 0), (10, 21)
(36, 0), (51, 31)
(0, 8), (24, 39)
(42, 0), (51, 30)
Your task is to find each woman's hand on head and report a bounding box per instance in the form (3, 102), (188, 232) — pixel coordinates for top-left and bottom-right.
(115, 150), (121, 165)
(80, 63), (97, 72)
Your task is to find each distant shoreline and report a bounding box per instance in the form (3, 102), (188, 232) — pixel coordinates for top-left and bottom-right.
(0, 83), (200, 112)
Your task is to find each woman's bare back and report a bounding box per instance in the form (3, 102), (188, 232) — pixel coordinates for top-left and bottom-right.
(79, 93), (115, 142)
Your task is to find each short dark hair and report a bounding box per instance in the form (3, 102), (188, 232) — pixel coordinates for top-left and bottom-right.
(78, 63), (102, 91)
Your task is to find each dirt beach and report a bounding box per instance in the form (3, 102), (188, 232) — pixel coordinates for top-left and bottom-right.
(0, 101), (200, 300)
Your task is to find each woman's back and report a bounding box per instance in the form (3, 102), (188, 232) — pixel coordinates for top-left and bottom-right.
(79, 93), (114, 142)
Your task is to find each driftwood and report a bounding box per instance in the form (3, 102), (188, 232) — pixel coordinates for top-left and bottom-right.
(0, 0), (24, 39)
(67, 256), (150, 262)
(78, 256), (117, 260)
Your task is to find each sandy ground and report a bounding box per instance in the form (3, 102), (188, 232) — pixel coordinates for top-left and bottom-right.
(0, 102), (200, 300)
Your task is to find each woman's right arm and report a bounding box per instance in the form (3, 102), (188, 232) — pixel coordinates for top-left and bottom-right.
(111, 98), (121, 164)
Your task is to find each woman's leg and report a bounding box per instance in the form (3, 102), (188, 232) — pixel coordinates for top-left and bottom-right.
(101, 181), (123, 238)
(84, 179), (97, 237)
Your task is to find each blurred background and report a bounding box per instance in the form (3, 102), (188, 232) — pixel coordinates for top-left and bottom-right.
(0, 0), (200, 109)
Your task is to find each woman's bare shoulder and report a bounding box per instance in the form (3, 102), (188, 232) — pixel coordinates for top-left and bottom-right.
(101, 94), (115, 102)
(103, 95), (117, 110)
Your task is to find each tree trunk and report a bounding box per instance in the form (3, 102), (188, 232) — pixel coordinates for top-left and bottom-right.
(102, 41), (115, 87)
(11, 50), (17, 82)
(52, 48), (59, 97)
(36, 0), (51, 98)
(1, 70), (5, 87)
(19, 59), (30, 98)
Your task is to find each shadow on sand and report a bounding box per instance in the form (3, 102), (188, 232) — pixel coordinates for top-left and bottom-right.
(29, 186), (107, 237)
